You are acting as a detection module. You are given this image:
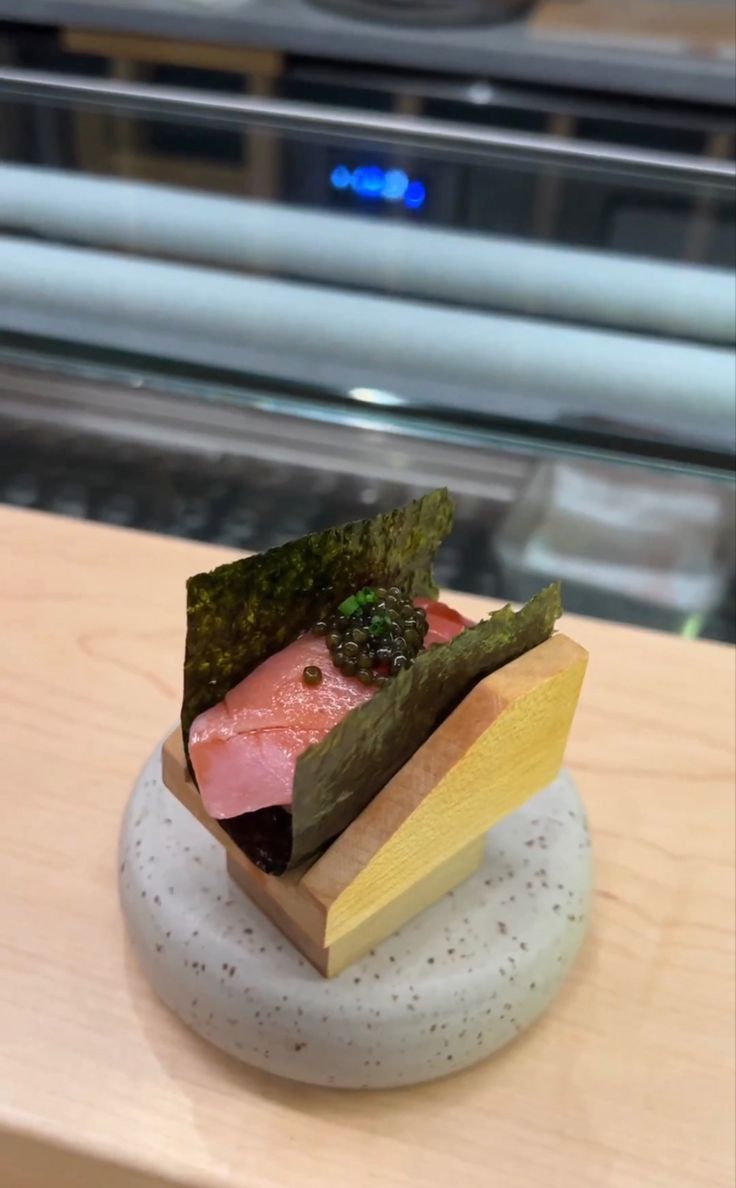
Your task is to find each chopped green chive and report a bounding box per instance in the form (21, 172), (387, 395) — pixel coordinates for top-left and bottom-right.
(369, 614), (392, 638)
(338, 594), (361, 617)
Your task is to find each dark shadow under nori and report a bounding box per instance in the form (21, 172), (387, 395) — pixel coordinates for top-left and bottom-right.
(220, 807), (293, 877)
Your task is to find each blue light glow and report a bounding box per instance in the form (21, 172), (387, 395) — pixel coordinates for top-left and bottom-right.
(352, 165), (386, 198)
(330, 164), (425, 209)
(404, 180), (427, 210)
(383, 169), (409, 201)
(330, 165), (352, 190)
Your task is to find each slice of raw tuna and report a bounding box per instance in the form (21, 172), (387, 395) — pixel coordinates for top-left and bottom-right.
(189, 599), (471, 820)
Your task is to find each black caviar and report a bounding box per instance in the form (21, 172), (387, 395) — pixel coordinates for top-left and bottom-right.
(302, 664), (323, 687)
(312, 586), (428, 686)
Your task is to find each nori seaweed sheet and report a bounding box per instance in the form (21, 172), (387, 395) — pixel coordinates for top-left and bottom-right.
(181, 489), (560, 874)
(182, 488), (454, 748)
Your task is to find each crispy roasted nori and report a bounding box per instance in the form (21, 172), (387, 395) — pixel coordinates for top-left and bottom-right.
(288, 582), (561, 869)
(181, 489), (560, 875)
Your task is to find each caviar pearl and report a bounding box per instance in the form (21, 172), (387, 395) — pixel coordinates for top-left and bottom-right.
(316, 585), (428, 685)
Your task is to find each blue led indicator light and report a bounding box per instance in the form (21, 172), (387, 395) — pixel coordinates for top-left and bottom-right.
(330, 165), (352, 190)
(383, 169), (409, 200)
(330, 165), (425, 209)
(352, 165), (386, 197)
(404, 180), (426, 210)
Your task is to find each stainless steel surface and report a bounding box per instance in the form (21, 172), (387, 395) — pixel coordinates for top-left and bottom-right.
(288, 63), (736, 136)
(1, 68), (734, 181)
(305, 0), (529, 24)
(0, 0), (734, 105)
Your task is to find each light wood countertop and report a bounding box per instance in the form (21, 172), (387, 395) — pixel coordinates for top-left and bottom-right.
(0, 506), (733, 1188)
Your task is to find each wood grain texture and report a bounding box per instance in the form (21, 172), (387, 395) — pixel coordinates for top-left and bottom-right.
(311, 634), (587, 948)
(163, 635), (586, 974)
(0, 507), (733, 1188)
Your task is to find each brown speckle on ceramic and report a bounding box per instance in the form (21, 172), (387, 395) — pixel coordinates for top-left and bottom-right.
(119, 745), (592, 1089)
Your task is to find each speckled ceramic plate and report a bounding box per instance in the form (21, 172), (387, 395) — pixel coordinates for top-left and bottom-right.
(120, 745), (592, 1088)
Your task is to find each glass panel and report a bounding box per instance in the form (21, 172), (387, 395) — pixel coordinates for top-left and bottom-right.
(0, 71), (733, 642)
(0, 75), (733, 464)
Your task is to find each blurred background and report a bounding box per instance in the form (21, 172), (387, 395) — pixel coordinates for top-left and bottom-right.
(0, 0), (734, 639)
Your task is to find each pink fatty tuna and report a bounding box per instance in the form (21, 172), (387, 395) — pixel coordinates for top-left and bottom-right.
(189, 599), (472, 820)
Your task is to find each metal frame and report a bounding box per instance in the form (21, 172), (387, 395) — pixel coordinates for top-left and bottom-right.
(288, 61), (736, 137)
(0, 67), (733, 182)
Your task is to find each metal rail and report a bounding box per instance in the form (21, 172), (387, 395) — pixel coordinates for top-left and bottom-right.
(0, 67), (734, 182)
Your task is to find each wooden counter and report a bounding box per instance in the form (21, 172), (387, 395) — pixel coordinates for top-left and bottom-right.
(0, 507), (733, 1188)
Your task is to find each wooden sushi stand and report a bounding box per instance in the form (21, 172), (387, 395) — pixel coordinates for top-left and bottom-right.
(163, 633), (587, 976)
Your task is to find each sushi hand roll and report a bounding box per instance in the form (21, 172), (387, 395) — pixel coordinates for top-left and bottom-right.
(179, 490), (563, 876)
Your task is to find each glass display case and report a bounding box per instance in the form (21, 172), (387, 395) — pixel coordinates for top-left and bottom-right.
(0, 64), (733, 640)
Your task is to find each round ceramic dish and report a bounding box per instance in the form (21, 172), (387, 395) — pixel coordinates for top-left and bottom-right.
(120, 745), (591, 1089)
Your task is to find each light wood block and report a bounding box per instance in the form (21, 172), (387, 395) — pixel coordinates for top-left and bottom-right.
(162, 633), (587, 976)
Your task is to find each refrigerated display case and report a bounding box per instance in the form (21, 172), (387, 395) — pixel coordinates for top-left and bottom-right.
(0, 65), (733, 640)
